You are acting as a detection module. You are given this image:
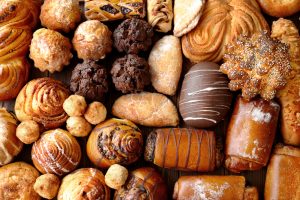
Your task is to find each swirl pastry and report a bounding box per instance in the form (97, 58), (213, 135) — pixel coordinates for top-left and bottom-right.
(87, 118), (143, 168)
(15, 77), (70, 129)
(182, 0), (269, 63)
(31, 129), (81, 176)
(0, 108), (23, 166)
(58, 168), (110, 200)
(114, 167), (167, 200)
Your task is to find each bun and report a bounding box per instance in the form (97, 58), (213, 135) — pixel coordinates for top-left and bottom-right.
(257, 0), (300, 17)
(34, 174), (60, 199)
(15, 77), (69, 129)
(32, 129), (81, 176)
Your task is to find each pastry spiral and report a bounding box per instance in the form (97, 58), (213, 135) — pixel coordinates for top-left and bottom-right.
(58, 168), (110, 200)
(32, 129), (81, 176)
(182, 0), (269, 63)
(87, 118), (143, 168)
(15, 77), (70, 129)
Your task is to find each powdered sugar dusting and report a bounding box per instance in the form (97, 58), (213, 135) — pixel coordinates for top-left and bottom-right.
(251, 107), (271, 123)
(188, 181), (230, 200)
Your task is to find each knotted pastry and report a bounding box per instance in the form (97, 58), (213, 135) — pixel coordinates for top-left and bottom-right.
(85, 0), (145, 21)
(58, 168), (110, 200)
(145, 128), (222, 171)
(182, 0), (269, 63)
(173, 176), (258, 200)
(15, 77), (70, 129)
(0, 108), (23, 166)
(87, 118), (143, 168)
(114, 167), (167, 200)
(32, 129), (81, 176)
(220, 31), (292, 101)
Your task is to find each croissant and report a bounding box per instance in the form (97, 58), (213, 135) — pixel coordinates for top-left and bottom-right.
(15, 77), (70, 129)
(114, 167), (167, 200)
(145, 128), (222, 171)
(58, 168), (110, 200)
(31, 129), (81, 176)
(87, 118), (143, 168)
(0, 108), (23, 166)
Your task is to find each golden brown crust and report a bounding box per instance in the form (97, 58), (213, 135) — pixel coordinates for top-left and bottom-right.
(244, 187), (259, 200)
(66, 116), (92, 137)
(63, 95), (87, 117)
(84, 101), (107, 125)
(34, 174), (60, 199)
(105, 164), (129, 189)
(16, 120), (40, 144)
(0, 162), (40, 200)
(257, 0), (300, 17)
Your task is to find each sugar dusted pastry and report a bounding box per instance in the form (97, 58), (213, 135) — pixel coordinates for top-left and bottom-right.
(63, 95), (87, 117)
(84, 101), (107, 125)
(40, 0), (81, 33)
(16, 120), (40, 144)
(34, 174), (60, 199)
(29, 28), (73, 73)
(112, 92), (179, 127)
(148, 35), (182, 96)
(73, 20), (112, 60)
(105, 164), (128, 189)
(66, 116), (92, 137)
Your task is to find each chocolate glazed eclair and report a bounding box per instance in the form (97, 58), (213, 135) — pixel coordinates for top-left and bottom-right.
(144, 128), (223, 171)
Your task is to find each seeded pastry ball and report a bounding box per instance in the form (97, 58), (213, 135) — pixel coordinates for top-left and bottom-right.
(34, 174), (60, 199)
(105, 164), (129, 189)
(66, 116), (92, 137)
(63, 95), (87, 117)
(84, 102), (107, 125)
(113, 18), (153, 54)
(16, 120), (40, 144)
(111, 54), (151, 93)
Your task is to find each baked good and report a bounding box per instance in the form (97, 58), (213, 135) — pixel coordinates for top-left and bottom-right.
(173, 0), (204, 37)
(70, 60), (109, 102)
(147, 0), (173, 32)
(63, 95), (87, 117)
(0, 0), (40, 100)
(16, 120), (40, 144)
(29, 28), (73, 73)
(257, 0), (300, 17)
(148, 35), (182, 96)
(173, 175), (258, 200)
(87, 118), (143, 168)
(112, 92), (179, 127)
(84, 101), (107, 125)
(58, 168), (110, 200)
(31, 129), (81, 176)
(0, 108), (23, 166)
(111, 54), (151, 93)
(145, 128), (222, 171)
(265, 144), (300, 200)
(66, 116), (92, 137)
(182, 0), (269, 63)
(15, 77), (69, 129)
(113, 18), (153, 54)
(34, 174), (60, 199)
(220, 31), (292, 101)
(179, 62), (232, 128)
(40, 0), (81, 33)
(85, 0), (146, 21)
(114, 167), (167, 200)
(225, 96), (280, 173)
(105, 164), (129, 189)
(0, 162), (40, 200)
(73, 20), (112, 60)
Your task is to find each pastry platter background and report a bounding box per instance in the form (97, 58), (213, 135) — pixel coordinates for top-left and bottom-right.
(1, 1), (299, 199)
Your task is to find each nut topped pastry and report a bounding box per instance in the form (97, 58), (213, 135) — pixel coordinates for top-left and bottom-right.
(220, 31), (292, 101)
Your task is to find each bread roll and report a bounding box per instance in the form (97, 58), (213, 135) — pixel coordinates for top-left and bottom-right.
(225, 96), (280, 173)
(257, 0), (300, 17)
(32, 129), (81, 176)
(87, 118), (143, 168)
(34, 174), (60, 199)
(265, 144), (300, 200)
(114, 167), (167, 200)
(145, 128), (222, 171)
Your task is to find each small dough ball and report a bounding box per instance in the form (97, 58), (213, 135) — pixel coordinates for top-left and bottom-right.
(66, 116), (92, 137)
(63, 95), (87, 117)
(16, 120), (40, 144)
(105, 164), (128, 189)
(34, 174), (60, 199)
(84, 102), (107, 125)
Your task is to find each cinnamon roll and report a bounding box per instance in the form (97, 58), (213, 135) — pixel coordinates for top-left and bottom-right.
(31, 129), (81, 176)
(15, 77), (70, 129)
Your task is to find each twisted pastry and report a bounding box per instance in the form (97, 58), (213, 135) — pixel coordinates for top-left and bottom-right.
(15, 77), (70, 129)
(58, 168), (110, 200)
(31, 129), (81, 176)
(182, 0), (269, 63)
(87, 118), (143, 168)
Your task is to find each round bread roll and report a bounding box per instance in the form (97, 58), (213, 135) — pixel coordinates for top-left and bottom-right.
(31, 129), (81, 176)
(16, 120), (40, 144)
(257, 0), (300, 17)
(34, 174), (60, 199)
(105, 164), (128, 189)
(63, 95), (87, 117)
(0, 162), (40, 200)
(57, 168), (110, 200)
(84, 101), (107, 125)
(66, 116), (92, 137)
